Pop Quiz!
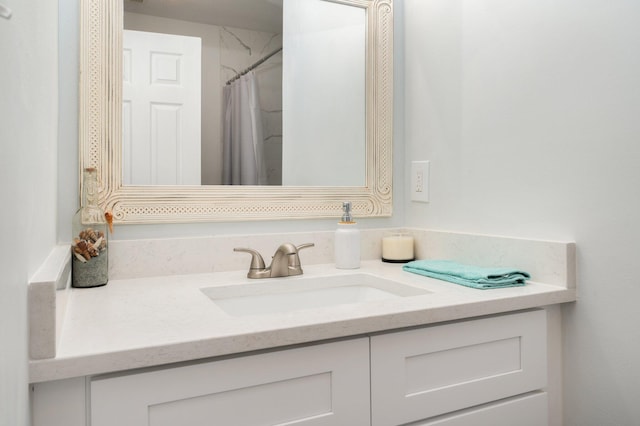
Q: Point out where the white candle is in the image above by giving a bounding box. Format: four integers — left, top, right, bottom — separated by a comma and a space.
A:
382, 233, 414, 262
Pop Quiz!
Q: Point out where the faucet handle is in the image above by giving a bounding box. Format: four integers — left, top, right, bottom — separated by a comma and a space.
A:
288, 243, 315, 268
233, 248, 266, 270
296, 243, 315, 252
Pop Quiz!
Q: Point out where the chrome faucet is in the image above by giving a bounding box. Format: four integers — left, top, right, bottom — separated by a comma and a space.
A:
234, 243, 315, 279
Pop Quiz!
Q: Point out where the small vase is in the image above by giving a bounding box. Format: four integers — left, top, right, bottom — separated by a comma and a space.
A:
71, 168, 108, 288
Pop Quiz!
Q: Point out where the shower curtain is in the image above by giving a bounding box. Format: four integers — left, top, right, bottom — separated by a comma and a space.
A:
222, 71, 268, 185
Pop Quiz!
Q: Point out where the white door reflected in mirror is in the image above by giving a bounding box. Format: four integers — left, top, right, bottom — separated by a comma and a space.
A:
123, 30, 202, 185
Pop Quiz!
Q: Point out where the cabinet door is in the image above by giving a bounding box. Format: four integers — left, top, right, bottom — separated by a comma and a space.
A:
32, 377, 87, 426
91, 338, 370, 426
413, 392, 548, 426
370, 310, 547, 426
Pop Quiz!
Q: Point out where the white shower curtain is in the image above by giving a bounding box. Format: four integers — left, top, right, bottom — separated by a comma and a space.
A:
222, 71, 268, 185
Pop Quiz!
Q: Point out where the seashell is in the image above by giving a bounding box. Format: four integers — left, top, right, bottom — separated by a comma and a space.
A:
87, 245, 99, 258
73, 252, 88, 263
73, 246, 90, 260
79, 228, 98, 242
75, 239, 99, 259
105, 211, 114, 234
92, 237, 103, 251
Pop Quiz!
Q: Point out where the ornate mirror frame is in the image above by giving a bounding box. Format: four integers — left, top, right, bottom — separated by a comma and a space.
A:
79, 0, 393, 224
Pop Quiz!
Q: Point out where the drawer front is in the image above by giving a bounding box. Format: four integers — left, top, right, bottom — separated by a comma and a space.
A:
412, 392, 548, 426
91, 338, 370, 426
371, 310, 547, 426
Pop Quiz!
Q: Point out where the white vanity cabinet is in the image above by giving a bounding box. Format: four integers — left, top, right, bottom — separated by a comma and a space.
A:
91, 338, 371, 426
31, 310, 549, 426
370, 309, 548, 426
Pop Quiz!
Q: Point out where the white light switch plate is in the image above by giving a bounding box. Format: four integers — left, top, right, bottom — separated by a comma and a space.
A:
411, 161, 429, 203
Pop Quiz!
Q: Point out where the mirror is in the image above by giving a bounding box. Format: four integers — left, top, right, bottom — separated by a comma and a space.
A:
79, 0, 393, 223
122, 0, 366, 187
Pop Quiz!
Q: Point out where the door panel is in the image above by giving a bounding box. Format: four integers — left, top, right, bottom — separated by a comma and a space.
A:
123, 30, 201, 185
90, 338, 371, 426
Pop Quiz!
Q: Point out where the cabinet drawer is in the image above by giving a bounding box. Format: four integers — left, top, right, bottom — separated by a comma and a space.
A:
370, 310, 547, 426
412, 392, 548, 426
90, 338, 370, 426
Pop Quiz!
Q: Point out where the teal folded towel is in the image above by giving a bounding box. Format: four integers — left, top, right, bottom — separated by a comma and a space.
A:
402, 259, 530, 289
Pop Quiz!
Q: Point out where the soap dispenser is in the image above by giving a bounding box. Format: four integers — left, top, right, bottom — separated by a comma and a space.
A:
335, 201, 360, 269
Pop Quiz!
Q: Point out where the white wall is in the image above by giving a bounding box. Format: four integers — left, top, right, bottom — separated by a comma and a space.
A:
403, 0, 640, 424
58, 0, 79, 243
282, 0, 366, 186
0, 0, 59, 424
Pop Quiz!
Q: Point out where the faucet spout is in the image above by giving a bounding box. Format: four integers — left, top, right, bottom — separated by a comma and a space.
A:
270, 243, 299, 278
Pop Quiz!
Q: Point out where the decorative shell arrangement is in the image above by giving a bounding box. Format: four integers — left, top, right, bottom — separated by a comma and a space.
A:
73, 228, 107, 263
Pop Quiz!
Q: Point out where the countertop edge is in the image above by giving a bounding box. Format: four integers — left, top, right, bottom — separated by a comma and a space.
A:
29, 286, 576, 383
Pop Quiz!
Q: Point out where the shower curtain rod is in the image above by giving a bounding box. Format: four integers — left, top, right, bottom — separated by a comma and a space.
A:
225, 47, 283, 85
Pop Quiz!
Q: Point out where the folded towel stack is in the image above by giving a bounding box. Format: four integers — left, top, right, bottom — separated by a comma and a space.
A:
402, 259, 530, 289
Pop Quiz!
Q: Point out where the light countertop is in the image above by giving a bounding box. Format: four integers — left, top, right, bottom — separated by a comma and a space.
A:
29, 260, 576, 383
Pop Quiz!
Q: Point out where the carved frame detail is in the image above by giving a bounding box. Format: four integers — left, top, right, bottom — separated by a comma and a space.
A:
79, 0, 393, 223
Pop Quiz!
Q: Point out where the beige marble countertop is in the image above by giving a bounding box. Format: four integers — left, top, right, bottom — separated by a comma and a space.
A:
29, 260, 575, 383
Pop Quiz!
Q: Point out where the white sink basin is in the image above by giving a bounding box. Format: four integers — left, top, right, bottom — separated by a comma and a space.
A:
200, 273, 429, 317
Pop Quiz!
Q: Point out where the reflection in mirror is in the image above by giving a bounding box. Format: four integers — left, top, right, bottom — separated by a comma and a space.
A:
79, 0, 392, 223
122, 0, 365, 187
